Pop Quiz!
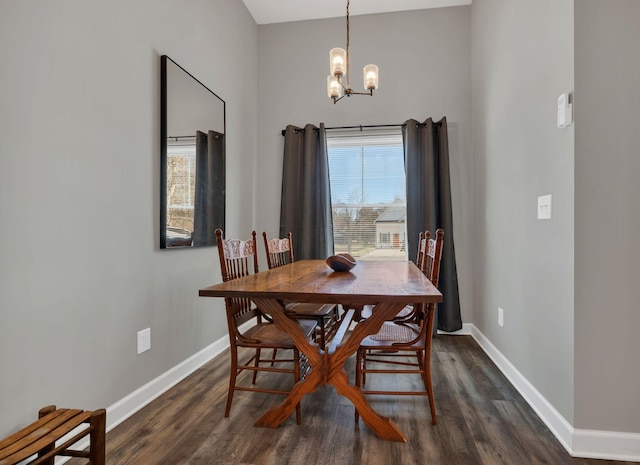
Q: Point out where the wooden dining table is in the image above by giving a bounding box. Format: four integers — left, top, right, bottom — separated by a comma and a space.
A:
199, 259, 442, 442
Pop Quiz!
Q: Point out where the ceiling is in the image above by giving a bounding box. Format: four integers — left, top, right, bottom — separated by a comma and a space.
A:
242, 0, 472, 25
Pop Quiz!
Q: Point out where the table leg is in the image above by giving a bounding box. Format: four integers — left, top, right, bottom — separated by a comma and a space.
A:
253, 298, 408, 442
329, 301, 408, 442
331, 370, 406, 442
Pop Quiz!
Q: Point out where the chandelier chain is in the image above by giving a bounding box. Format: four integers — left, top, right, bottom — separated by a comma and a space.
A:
346, 0, 350, 50
345, 0, 350, 88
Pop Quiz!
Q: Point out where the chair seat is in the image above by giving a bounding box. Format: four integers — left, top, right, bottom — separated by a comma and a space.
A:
239, 319, 316, 348
285, 302, 337, 317
360, 321, 424, 349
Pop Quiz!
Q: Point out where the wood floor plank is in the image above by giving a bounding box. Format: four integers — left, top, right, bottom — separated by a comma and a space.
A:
66, 336, 634, 465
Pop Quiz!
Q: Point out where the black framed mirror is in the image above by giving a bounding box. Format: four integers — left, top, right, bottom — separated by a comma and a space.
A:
160, 55, 225, 248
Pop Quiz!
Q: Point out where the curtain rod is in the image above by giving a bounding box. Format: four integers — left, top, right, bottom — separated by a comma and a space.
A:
168, 135, 197, 140
280, 121, 441, 136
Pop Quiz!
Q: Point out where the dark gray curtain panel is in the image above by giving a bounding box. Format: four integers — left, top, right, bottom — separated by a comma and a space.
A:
403, 117, 462, 332
193, 130, 225, 247
280, 123, 334, 260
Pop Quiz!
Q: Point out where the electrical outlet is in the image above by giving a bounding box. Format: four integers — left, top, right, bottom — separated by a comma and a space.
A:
498, 307, 504, 327
137, 328, 151, 354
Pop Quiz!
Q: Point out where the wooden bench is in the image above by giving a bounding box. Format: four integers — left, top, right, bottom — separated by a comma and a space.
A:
0, 406, 105, 465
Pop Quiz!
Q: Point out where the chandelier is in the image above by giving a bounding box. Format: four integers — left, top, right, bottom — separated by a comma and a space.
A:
326, 0, 379, 104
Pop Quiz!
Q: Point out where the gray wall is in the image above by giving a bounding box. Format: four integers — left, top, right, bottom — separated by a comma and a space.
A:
0, 0, 257, 437
574, 0, 640, 432
255, 6, 473, 319
470, 0, 575, 421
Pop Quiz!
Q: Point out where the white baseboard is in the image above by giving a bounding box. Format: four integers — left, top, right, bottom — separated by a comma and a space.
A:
106, 333, 232, 432
106, 320, 255, 433
463, 324, 640, 463
467, 325, 574, 451
54, 328, 236, 464
573, 429, 640, 462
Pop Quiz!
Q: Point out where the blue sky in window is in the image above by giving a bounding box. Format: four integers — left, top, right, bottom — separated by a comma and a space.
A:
328, 145, 406, 205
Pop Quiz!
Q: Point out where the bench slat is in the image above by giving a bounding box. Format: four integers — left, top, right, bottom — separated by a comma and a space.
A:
0, 410, 89, 465
0, 409, 71, 451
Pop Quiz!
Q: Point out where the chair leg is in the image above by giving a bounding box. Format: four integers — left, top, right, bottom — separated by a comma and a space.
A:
252, 348, 261, 384
318, 317, 326, 350
416, 345, 437, 425
362, 350, 368, 386
293, 350, 302, 425
355, 348, 362, 423
225, 346, 239, 417
424, 310, 437, 425
270, 348, 278, 366
422, 347, 437, 425
416, 350, 425, 384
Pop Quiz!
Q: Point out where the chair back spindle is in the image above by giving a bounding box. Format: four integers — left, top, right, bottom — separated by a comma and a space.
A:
416, 231, 427, 270
422, 229, 444, 288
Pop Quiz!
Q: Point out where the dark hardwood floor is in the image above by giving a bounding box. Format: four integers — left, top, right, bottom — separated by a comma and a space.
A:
70, 336, 632, 465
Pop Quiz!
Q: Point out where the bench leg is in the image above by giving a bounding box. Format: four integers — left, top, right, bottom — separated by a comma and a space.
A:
37, 406, 57, 465
89, 409, 107, 465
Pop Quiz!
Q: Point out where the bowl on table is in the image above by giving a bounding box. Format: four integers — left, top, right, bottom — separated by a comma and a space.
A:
326, 253, 357, 272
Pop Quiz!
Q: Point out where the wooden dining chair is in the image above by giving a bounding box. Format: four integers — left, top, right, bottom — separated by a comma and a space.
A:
215, 229, 316, 424
262, 231, 341, 350
355, 229, 444, 425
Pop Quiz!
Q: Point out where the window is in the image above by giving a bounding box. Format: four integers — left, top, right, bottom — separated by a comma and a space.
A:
326, 128, 407, 260
166, 141, 196, 233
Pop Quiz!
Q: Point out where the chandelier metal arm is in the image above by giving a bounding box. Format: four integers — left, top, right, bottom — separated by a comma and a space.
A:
331, 72, 374, 103
331, 89, 373, 104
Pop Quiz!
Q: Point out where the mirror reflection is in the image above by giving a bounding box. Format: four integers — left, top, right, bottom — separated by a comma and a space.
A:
161, 55, 225, 248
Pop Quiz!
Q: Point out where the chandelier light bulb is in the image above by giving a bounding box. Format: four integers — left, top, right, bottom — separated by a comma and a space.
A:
330, 48, 347, 77
327, 75, 342, 98
363, 64, 379, 90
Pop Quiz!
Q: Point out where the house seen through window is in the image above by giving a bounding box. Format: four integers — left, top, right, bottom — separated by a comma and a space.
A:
326, 128, 408, 261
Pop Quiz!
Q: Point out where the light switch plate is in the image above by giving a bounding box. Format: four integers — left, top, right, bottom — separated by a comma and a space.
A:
137, 328, 151, 354
557, 93, 573, 128
538, 194, 552, 220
